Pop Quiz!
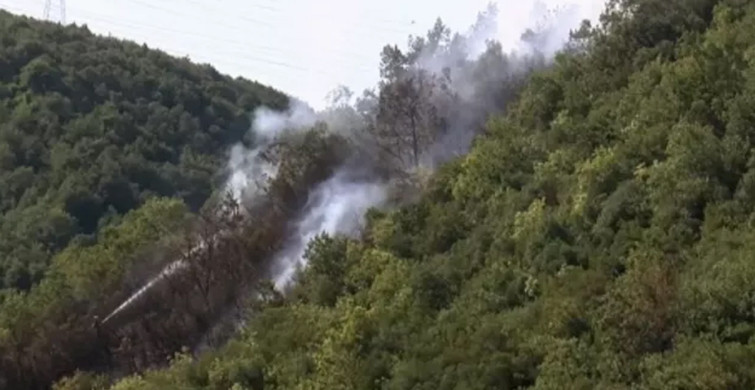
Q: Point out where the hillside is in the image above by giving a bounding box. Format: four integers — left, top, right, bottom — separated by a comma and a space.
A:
0, 10, 287, 290
87, 0, 755, 389
0, 9, 364, 389
6, 0, 755, 389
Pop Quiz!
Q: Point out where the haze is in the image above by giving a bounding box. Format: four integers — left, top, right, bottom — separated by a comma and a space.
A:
0, 0, 605, 108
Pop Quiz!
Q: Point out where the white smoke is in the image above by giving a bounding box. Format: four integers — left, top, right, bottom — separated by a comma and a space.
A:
99, 0, 609, 340
514, 0, 605, 56
414, 0, 604, 72
252, 99, 318, 141
402, 0, 607, 170
227, 0, 608, 294
270, 170, 387, 290
223, 96, 389, 293
226, 99, 317, 201
489, 0, 605, 55
100, 96, 322, 326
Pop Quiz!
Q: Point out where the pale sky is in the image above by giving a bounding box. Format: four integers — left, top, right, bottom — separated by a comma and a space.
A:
0, 0, 605, 109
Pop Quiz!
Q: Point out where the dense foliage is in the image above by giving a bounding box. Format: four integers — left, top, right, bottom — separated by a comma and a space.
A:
92, 0, 755, 389
0, 124, 349, 389
0, 11, 287, 290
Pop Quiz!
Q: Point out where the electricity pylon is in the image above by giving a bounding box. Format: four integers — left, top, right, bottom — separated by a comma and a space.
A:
43, 0, 66, 24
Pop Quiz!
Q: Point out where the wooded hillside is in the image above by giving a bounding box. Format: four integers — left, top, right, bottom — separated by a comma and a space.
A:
96, 0, 755, 388
0, 10, 287, 290
7, 0, 755, 388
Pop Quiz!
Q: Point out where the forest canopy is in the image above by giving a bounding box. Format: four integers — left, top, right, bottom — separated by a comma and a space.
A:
7, 0, 755, 389
0, 10, 287, 290
103, 0, 755, 388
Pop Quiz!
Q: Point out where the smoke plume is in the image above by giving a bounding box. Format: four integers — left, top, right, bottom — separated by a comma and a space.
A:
271, 170, 387, 290
95, 1, 608, 362
220, 1, 606, 294
226, 99, 318, 202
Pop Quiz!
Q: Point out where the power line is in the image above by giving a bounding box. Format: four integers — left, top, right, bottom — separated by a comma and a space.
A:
27, 3, 377, 81
1, 0, 414, 103
93, 4, 383, 70
127, 0, 278, 30
71, 0, 380, 66
9, 0, 417, 68
149, 0, 416, 43
43, 0, 65, 24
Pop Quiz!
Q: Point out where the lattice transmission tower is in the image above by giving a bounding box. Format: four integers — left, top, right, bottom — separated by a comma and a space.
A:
43, 0, 66, 24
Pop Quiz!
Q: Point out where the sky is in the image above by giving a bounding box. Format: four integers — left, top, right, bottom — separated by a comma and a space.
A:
0, 0, 606, 109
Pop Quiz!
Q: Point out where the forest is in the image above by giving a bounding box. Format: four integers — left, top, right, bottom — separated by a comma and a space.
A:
0, 10, 287, 290
5, 0, 755, 389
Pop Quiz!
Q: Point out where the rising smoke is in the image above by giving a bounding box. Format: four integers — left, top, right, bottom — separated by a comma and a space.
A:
224, 1, 607, 293
226, 98, 319, 202
271, 171, 387, 290
85, 1, 612, 376
102, 1, 606, 327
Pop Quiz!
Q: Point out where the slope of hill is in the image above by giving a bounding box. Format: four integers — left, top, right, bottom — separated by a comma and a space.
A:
0, 10, 287, 290
88, 0, 755, 389
8, 0, 755, 388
